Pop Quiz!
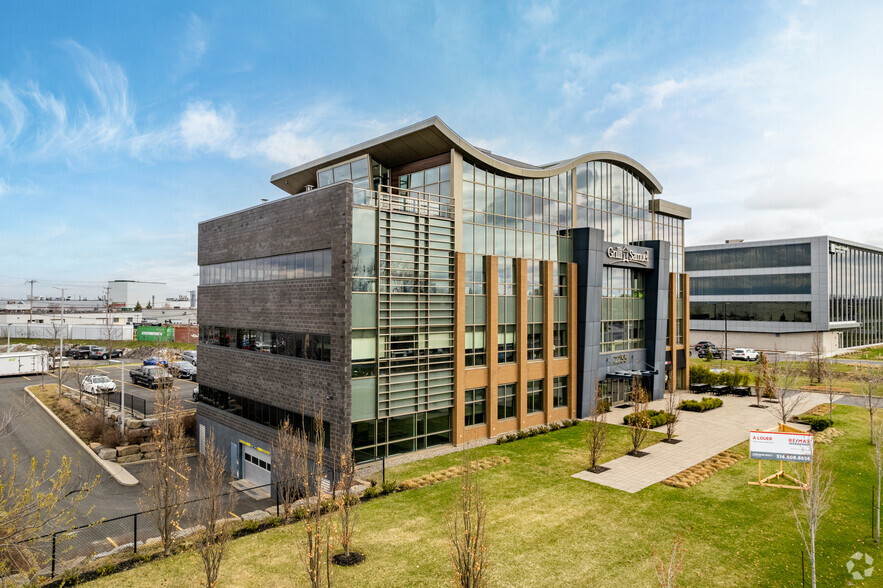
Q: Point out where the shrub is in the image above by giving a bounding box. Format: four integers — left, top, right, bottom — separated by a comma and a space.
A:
680, 397, 723, 413
242, 520, 260, 532
363, 485, 381, 499
78, 413, 105, 441
292, 506, 310, 519
101, 426, 123, 448
801, 415, 833, 431
623, 410, 672, 428
179, 413, 197, 437
381, 480, 398, 494
96, 563, 117, 577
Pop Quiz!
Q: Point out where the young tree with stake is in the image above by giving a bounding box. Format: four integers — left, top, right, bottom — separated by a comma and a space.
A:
664, 389, 681, 443
792, 449, 835, 588
195, 431, 237, 587
627, 379, 651, 456
585, 394, 609, 472
446, 456, 490, 588
334, 435, 363, 565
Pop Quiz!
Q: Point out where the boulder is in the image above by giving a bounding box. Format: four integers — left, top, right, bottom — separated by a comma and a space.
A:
116, 445, 141, 457
143, 452, 159, 460
89, 442, 102, 452
116, 454, 142, 464
126, 419, 143, 430
142, 418, 156, 428
98, 448, 117, 460
139, 442, 158, 453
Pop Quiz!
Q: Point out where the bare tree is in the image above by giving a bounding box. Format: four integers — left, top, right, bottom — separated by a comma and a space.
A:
295, 412, 333, 588
664, 390, 681, 443
627, 379, 651, 455
820, 358, 836, 420
0, 452, 98, 580
653, 534, 685, 588
585, 396, 609, 472
792, 449, 835, 588
334, 435, 363, 565
195, 431, 237, 587
272, 419, 306, 520
769, 360, 804, 425
808, 331, 825, 384
861, 369, 882, 445
873, 419, 883, 544
445, 457, 490, 588
141, 384, 191, 556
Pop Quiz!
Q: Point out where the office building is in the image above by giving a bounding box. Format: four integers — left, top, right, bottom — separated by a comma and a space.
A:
686, 236, 883, 354
196, 117, 690, 482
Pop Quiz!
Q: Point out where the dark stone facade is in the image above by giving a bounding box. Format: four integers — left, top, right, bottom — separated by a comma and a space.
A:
196, 182, 353, 456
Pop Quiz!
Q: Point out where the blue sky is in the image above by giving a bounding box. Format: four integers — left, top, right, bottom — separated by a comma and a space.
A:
1, 0, 881, 300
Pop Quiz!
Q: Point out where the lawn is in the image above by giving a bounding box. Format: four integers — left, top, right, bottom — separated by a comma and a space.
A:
85, 405, 879, 587
838, 345, 883, 361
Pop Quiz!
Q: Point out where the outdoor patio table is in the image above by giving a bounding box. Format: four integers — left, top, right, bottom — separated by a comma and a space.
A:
710, 385, 730, 396
733, 386, 751, 397
690, 383, 710, 393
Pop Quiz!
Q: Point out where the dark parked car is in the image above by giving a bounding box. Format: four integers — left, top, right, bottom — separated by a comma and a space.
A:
698, 345, 722, 359
129, 365, 173, 389
68, 345, 100, 359
171, 361, 197, 380
88, 347, 124, 360
694, 341, 714, 352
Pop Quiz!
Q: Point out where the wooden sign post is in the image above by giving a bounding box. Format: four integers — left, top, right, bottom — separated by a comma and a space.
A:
748, 424, 813, 490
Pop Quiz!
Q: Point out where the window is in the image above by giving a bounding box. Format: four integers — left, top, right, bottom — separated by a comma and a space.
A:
497, 383, 516, 420
199, 249, 332, 286
498, 258, 516, 363
464, 388, 487, 427
553, 323, 568, 357
465, 325, 486, 367
527, 323, 543, 361
199, 325, 331, 362
527, 260, 543, 361
527, 379, 543, 414
553, 376, 568, 408
498, 324, 516, 364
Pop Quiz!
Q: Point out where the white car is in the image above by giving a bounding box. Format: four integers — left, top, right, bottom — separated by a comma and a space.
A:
81, 374, 117, 394
182, 350, 197, 365
731, 348, 759, 361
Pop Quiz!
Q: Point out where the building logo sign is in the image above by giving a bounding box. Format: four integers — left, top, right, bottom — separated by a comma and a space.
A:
606, 246, 650, 266
612, 354, 628, 364
749, 430, 813, 462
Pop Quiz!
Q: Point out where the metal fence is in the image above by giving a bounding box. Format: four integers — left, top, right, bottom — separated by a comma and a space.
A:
9, 482, 277, 583
97, 391, 150, 418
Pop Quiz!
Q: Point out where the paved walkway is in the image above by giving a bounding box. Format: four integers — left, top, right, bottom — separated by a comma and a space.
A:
572, 391, 830, 493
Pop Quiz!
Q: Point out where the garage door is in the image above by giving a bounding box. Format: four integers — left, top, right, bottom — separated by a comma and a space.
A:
241, 443, 272, 487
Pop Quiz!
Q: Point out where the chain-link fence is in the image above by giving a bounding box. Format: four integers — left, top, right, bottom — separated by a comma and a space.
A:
8, 482, 277, 583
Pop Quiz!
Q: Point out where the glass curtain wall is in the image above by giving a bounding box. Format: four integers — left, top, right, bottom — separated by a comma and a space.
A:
465, 254, 487, 367
601, 267, 645, 352
829, 243, 883, 348
351, 165, 455, 461
573, 161, 653, 246
526, 260, 543, 360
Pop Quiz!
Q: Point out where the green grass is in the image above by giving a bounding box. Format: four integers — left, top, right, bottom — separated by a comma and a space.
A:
838, 345, 883, 361
695, 357, 883, 394
84, 406, 880, 587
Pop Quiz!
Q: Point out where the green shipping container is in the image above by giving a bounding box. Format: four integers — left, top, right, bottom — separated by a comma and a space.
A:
136, 326, 175, 341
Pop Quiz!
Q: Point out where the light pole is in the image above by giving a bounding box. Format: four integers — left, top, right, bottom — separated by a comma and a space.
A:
52, 287, 65, 396
110, 359, 126, 432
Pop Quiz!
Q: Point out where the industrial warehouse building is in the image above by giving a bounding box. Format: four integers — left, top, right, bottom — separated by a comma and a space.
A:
196, 117, 691, 483
687, 236, 883, 355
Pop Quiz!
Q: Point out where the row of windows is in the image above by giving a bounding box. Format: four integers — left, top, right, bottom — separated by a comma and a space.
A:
465, 377, 569, 427
351, 410, 452, 462
200, 249, 332, 286
690, 301, 812, 323
243, 451, 270, 472
199, 326, 331, 362
690, 273, 812, 296
685, 243, 811, 272
198, 384, 330, 447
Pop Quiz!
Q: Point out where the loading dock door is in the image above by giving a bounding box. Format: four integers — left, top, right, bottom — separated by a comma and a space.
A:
241, 443, 272, 487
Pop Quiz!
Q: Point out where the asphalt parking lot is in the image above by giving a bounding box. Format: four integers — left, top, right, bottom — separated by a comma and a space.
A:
47, 358, 198, 412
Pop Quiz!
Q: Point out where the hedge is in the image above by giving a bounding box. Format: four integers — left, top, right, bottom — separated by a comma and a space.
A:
799, 415, 833, 431
623, 409, 673, 428
690, 364, 750, 388
680, 397, 723, 412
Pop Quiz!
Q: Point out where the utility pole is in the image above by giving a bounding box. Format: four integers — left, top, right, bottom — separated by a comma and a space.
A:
52, 287, 65, 397
26, 279, 37, 339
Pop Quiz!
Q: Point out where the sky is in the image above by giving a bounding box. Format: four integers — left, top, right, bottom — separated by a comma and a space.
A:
1, 0, 881, 300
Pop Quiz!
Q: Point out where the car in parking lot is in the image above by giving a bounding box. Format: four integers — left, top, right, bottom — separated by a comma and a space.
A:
170, 361, 197, 380
732, 348, 759, 361
81, 374, 117, 394
88, 347, 124, 360
697, 344, 722, 359
694, 341, 714, 352
68, 345, 100, 359
182, 350, 197, 365
129, 365, 173, 388
192, 385, 199, 402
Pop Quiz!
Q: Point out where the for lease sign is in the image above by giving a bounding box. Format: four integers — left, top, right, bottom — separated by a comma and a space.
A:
749, 430, 814, 463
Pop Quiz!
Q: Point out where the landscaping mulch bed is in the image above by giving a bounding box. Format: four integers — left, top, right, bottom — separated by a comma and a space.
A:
398, 456, 510, 490
585, 465, 610, 474
662, 438, 682, 444
662, 450, 745, 489
626, 450, 649, 458
333, 552, 366, 566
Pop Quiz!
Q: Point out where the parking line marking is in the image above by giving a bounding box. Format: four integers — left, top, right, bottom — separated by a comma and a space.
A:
228, 512, 241, 520
22, 376, 30, 381
168, 466, 189, 481
106, 536, 119, 548
173, 522, 183, 531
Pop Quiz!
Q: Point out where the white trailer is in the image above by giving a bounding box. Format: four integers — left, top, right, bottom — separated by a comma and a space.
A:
0, 351, 49, 376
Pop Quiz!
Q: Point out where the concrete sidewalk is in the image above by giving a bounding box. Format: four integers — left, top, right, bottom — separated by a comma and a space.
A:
572, 391, 828, 493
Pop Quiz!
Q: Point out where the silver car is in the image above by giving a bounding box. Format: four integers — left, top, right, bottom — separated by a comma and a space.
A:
81, 375, 117, 394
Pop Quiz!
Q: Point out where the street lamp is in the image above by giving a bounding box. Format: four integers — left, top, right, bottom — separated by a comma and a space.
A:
109, 359, 126, 433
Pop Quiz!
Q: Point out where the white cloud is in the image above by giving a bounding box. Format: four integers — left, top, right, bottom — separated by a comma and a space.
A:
520, 0, 558, 26
184, 14, 208, 64
256, 119, 327, 167
0, 178, 8, 197
178, 101, 237, 154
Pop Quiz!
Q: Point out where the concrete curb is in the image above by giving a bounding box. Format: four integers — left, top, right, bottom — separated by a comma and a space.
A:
25, 386, 140, 487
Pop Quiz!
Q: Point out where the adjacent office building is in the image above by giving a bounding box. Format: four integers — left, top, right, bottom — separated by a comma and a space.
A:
196, 117, 690, 482
687, 236, 883, 355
